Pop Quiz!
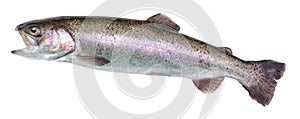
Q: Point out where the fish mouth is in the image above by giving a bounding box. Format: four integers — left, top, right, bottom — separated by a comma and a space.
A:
18, 31, 38, 49
14, 23, 39, 49
11, 29, 40, 59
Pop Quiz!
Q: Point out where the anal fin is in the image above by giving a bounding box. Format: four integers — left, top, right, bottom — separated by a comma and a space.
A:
193, 77, 224, 93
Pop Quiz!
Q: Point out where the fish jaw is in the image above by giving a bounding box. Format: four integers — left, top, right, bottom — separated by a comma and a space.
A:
11, 48, 62, 60
17, 30, 38, 49
12, 29, 49, 60
11, 31, 72, 61
12, 48, 40, 59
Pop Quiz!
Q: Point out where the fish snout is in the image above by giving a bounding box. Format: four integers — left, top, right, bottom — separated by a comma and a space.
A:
15, 23, 25, 31
11, 48, 27, 57
11, 48, 41, 59
11, 50, 17, 54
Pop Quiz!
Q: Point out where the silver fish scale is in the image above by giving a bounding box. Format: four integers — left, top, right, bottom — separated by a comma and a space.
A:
71, 18, 227, 80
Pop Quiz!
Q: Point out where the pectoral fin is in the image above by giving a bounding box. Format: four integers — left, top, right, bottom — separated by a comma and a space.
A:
77, 56, 110, 66
193, 77, 224, 93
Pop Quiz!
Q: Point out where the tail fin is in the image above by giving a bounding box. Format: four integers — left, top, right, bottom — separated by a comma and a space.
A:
243, 60, 285, 106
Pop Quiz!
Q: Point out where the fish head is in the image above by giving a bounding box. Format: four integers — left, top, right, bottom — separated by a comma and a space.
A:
12, 19, 75, 60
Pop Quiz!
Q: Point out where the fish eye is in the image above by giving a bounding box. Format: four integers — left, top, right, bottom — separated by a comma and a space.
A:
27, 25, 42, 36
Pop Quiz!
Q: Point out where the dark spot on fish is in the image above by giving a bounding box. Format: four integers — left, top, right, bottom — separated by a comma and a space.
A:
106, 18, 146, 34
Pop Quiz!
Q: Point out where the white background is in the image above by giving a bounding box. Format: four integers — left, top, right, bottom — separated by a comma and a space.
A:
1, 0, 299, 119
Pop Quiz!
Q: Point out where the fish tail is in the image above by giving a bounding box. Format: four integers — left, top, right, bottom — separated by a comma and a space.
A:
242, 60, 285, 106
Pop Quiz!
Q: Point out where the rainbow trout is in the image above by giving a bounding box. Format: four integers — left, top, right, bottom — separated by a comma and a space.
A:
11, 13, 285, 106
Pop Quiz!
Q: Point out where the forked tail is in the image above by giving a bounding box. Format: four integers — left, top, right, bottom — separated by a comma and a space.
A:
243, 60, 285, 106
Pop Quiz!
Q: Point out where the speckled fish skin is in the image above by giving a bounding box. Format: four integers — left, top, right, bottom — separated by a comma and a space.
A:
12, 14, 285, 106
74, 17, 226, 78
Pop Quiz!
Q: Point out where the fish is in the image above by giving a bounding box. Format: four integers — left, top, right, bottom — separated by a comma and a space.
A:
11, 13, 285, 106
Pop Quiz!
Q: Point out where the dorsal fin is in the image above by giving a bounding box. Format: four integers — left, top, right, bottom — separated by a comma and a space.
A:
146, 13, 180, 32
193, 77, 224, 93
